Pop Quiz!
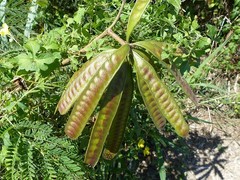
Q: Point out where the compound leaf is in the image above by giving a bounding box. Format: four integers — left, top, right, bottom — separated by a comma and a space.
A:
167, 0, 181, 13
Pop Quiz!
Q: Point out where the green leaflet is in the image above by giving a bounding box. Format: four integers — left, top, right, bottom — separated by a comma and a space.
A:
64, 44, 130, 140
102, 62, 133, 160
84, 63, 128, 167
126, 0, 151, 42
133, 52, 189, 137
57, 49, 115, 115
167, 0, 181, 13
134, 40, 198, 105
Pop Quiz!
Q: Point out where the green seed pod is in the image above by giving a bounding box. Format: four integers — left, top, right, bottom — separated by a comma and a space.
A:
126, 0, 151, 42
57, 49, 115, 115
102, 62, 133, 160
134, 40, 198, 105
65, 44, 130, 140
133, 49, 151, 62
137, 74, 166, 131
133, 52, 189, 137
84, 62, 129, 167
134, 40, 165, 60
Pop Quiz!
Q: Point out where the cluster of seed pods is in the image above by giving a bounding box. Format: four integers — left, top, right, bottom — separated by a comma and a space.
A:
84, 62, 129, 167
133, 52, 189, 137
56, 0, 192, 168
58, 45, 130, 140
102, 63, 133, 160
57, 43, 190, 167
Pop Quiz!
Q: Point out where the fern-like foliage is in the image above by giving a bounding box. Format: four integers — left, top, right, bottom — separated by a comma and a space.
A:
0, 121, 85, 179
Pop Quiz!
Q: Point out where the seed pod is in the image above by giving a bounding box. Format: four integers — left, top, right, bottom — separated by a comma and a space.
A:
84, 62, 129, 167
133, 52, 189, 137
65, 44, 130, 140
57, 49, 115, 115
134, 40, 198, 105
134, 50, 166, 131
136, 73, 166, 131
126, 0, 151, 42
134, 40, 165, 60
102, 63, 133, 160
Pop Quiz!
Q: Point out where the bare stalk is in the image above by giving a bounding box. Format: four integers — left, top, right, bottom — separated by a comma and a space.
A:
107, 29, 126, 45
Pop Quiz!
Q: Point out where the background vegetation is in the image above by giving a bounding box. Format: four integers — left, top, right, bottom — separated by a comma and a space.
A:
0, 0, 239, 179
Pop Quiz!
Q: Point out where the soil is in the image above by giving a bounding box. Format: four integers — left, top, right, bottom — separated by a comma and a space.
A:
135, 107, 240, 180
185, 108, 240, 180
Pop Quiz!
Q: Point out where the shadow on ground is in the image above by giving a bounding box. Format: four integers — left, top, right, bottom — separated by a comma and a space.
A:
134, 128, 229, 180
184, 130, 228, 180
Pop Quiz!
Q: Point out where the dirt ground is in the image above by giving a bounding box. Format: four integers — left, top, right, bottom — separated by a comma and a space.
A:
135, 107, 240, 180
185, 108, 240, 180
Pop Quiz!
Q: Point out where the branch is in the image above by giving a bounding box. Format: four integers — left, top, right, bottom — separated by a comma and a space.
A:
109, 0, 126, 29
79, 30, 108, 53
107, 29, 126, 45
77, 0, 126, 54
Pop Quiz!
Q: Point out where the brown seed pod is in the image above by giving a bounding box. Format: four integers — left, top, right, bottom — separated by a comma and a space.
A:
64, 44, 130, 140
57, 49, 115, 115
84, 62, 129, 167
133, 52, 189, 137
102, 62, 133, 160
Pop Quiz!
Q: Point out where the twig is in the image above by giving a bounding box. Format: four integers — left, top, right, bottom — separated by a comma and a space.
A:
234, 74, 239, 93
107, 29, 126, 45
109, 0, 126, 30
79, 31, 108, 53
78, 0, 126, 54
207, 107, 213, 132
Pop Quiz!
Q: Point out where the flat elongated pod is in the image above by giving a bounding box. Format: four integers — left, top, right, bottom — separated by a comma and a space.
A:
102, 63, 133, 160
134, 40, 165, 60
84, 63, 128, 167
134, 40, 198, 105
133, 49, 151, 62
57, 49, 115, 115
136, 74, 166, 131
65, 44, 130, 140
133, 52, 189, 137
126, 0, 151, 42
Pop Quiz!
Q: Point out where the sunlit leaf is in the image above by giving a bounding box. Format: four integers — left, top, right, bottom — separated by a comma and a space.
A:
167, 0, 181, 13
24, 40, 40, 56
